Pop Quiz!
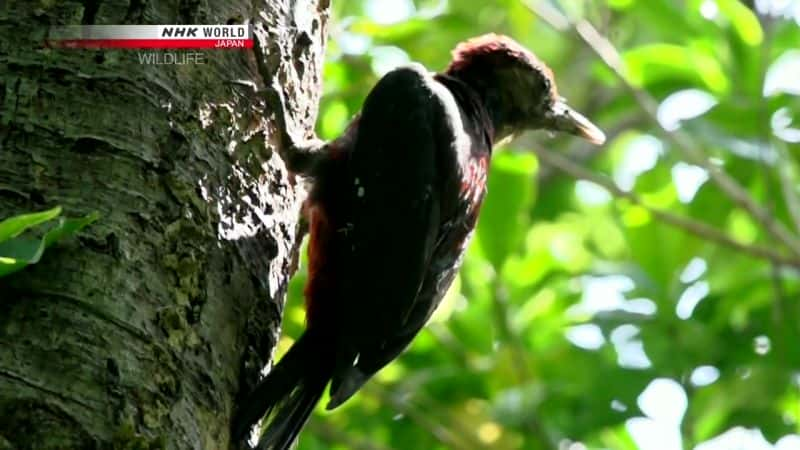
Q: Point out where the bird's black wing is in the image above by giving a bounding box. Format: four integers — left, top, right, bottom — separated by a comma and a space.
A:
328, 65, 457, 406
349, 215, 476, 373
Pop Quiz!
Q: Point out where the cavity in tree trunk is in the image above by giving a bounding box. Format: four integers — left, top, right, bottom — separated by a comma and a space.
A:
0, 1, 328, 448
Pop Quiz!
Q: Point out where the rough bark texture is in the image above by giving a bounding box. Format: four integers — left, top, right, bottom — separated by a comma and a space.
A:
0, 1, 328, 449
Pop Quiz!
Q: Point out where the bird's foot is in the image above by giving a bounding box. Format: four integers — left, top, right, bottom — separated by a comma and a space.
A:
228, 79, 327, 175
260, 83, 327, 175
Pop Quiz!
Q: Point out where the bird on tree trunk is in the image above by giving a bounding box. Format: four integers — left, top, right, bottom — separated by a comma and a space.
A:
233, 33, 605, 450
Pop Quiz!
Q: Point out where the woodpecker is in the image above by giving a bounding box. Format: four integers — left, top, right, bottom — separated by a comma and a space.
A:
233, 33, 605, 449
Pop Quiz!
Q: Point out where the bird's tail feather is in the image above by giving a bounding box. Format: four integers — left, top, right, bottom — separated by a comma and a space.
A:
233, 329, 333, 450
255, 370, 329, 450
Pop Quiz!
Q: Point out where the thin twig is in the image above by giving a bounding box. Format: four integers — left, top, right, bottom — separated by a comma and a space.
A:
426, 324, 471, 367
522, 0, 800, 257
362, 383, 479, 450
488, 280, 555, 449
490, 281, 530, 383
532, 146, 800, 268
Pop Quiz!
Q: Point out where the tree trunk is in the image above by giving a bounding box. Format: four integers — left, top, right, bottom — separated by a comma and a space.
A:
0, 1, 328, 448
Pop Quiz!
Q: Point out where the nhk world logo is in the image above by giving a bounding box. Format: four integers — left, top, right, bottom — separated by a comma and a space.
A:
46, 25, 252, 49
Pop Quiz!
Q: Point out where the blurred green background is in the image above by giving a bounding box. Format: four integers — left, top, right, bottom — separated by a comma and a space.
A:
277, 0, 800, 449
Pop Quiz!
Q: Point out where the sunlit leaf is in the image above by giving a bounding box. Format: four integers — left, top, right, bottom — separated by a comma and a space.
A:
0, 206, 61, 242
623, 44, 730, 94
0, 210, 98, 278
716, 0, 764, 46
476, 151, 538, 268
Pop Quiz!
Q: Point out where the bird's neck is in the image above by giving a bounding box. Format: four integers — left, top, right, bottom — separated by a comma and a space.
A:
440, 70, 521, 145
434, 73, 496, 149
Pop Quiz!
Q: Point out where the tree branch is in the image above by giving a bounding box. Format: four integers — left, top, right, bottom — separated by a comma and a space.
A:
531, 146, 800, 268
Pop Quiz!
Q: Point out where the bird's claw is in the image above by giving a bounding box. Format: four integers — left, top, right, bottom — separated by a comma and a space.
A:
227, 79, 326, 175
264, 84, 327, 175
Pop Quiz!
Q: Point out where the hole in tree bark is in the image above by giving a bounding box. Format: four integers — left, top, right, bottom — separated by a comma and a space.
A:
71, 137, 105, 154
29, 189, 46, 205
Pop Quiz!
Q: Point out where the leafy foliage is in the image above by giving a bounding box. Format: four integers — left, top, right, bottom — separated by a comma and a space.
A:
279, 1, 800, 449
0, 207, 99, 278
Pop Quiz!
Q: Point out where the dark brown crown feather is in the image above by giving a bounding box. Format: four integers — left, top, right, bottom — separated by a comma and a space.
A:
446, 33, 559, 99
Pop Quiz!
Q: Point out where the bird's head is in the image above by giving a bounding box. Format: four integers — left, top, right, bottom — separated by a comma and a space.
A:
445, 33, 605, 145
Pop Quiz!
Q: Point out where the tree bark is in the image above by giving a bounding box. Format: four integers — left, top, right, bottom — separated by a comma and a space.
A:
0, 1, 328, 448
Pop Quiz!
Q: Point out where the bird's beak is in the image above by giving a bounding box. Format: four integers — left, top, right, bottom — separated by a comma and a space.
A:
548, 101, 606, 145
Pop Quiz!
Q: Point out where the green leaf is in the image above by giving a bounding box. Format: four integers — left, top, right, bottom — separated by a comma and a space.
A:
349, 18, 432, 41
43, 211, 100, 248
319, 100, 350, 139
607, 0, 635, 10
716, 0, 764, 46
0, 210, 98, 278
0, 238, 46, 277
623, 44, 730, 94
476, 151, 538, 268
0, 206, 62, 242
